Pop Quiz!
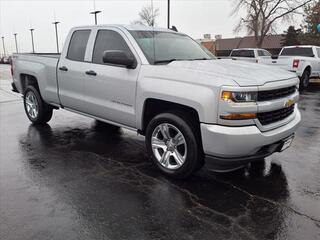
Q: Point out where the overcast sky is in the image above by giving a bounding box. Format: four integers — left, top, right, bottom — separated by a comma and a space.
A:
0, 0, 303, 54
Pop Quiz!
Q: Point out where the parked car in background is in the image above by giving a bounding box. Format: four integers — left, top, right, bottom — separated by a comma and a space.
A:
11, 25, 300, 178
0, 56, 11, 64
259, 45, 320, 88
229, 48, 272, 63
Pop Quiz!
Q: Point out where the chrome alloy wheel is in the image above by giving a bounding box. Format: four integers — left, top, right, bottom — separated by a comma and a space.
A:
25, 91, 39, 119
151, 123, 187, 170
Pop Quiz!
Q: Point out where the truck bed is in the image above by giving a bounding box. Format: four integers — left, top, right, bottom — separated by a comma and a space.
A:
16, 53, 61, 58
12, 53, 60, 104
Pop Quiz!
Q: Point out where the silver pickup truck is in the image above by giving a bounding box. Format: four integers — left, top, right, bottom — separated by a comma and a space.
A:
11, 25, 301, 178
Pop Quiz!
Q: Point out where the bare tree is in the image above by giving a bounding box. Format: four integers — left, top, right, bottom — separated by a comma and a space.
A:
232, 0, 313, 47
132, 5, 159, 27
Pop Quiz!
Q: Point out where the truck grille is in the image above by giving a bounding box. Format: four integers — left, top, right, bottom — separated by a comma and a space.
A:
258, 86, 296, 101
257, 105, 295, 125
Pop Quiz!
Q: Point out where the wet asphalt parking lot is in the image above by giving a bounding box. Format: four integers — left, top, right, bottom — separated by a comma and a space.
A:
0, 64, 320, 240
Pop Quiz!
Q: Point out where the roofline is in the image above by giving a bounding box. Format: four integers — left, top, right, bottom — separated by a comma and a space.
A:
282, 45, 319, 48
215, 34, 284, 41
232, 48, 266, 51
70, 24, 176, 33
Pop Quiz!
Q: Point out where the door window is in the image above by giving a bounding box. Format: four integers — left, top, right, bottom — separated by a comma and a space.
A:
92, 30, 133, 65
230, 50, 240, 57
67, 30, 91, 61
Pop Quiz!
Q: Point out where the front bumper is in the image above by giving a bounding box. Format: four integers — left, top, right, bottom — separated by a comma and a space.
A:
201, 109, 301, 171
11, 82, 18, 93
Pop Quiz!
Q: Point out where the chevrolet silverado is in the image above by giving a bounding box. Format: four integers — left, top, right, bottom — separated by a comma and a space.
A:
11, 25, 301, 178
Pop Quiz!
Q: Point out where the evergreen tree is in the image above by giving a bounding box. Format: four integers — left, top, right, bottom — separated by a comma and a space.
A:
300, 1, 320, 45
282, 26, 301, 46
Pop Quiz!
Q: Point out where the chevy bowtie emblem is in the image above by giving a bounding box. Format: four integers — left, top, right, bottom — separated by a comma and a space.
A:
284, 99, 295, 108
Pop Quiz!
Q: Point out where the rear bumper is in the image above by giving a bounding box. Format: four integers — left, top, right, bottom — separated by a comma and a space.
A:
201, 110, 301, 171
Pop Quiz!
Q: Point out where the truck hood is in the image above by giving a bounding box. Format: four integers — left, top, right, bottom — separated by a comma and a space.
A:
168, 59, 297, 86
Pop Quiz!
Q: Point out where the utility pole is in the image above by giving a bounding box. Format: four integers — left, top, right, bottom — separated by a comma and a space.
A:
29, 28, 35, 53
13, 33, 18, 53
52, 21, 60, 53
167, 0, 170, 29
1, 37, 6, 57
90, 0, 101, 25
90, 10, 101, 25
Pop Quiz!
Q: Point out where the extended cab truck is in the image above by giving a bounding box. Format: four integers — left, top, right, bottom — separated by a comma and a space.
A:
259, 45, 320, 88
11, 25, 301, 178
229, 48, 272, 63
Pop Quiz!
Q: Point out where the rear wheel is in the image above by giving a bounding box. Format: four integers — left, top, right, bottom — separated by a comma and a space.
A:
299, 69, 310, 89
23, 86, 53, 124
145, 112, 204, 179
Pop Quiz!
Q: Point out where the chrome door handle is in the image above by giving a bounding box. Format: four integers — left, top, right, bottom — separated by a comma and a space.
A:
59, 66, 68, 71
85, 70, 97, 76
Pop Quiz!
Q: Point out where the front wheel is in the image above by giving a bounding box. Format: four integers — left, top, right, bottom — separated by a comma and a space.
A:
145, 112, 204, 179
23, 86, 53, 124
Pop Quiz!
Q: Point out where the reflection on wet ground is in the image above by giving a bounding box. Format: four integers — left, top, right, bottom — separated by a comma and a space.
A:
1, 77, 320, 239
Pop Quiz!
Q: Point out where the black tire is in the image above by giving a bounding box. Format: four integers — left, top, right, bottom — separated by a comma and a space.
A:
23, 86, 53, 124
299, 69, 310, 89
145, 112, 204, 179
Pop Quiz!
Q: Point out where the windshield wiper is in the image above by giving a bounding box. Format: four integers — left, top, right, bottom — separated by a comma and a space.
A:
154, 58, 212, 64
188, 58, 212, 61
154, 59, 182, 64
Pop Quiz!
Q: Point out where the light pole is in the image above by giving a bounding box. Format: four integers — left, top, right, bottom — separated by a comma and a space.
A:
1, 37, 6, 57
52, 21, 60, 53
167, 0, 170, 29
29, 28, 35, 53
90, 10, 101, 25
13, 33, 18, 53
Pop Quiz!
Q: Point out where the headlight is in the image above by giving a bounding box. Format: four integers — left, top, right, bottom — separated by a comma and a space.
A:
221, 91, 257, 102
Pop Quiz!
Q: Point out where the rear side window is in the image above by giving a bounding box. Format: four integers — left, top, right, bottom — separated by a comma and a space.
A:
258, 50, 271, 56
67, 30, 91, 61
92, 30, 133, 64
231, 50, 254, 58
280, 47, 314, 57
317, 48, 320, 58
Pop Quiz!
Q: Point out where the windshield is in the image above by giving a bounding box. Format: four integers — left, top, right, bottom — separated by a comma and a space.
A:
280, 47, 314, 57
129, 30, 215, 64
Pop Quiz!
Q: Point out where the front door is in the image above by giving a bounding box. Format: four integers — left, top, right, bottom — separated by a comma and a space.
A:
83, 28, 140, 128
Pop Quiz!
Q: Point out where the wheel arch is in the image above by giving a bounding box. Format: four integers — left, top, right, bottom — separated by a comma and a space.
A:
303, 65, 311, 75
19, 74, 40, 94
139, 98, 201, 135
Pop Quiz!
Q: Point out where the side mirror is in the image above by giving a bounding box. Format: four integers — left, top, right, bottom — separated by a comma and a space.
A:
102, 50, 137, 69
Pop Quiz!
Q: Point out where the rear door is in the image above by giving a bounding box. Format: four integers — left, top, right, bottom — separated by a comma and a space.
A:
57, 29, 91, 111
83, 27, 140, 128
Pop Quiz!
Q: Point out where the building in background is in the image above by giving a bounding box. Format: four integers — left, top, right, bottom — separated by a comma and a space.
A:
198, 34, 216, 54
199, 34, 284, 57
